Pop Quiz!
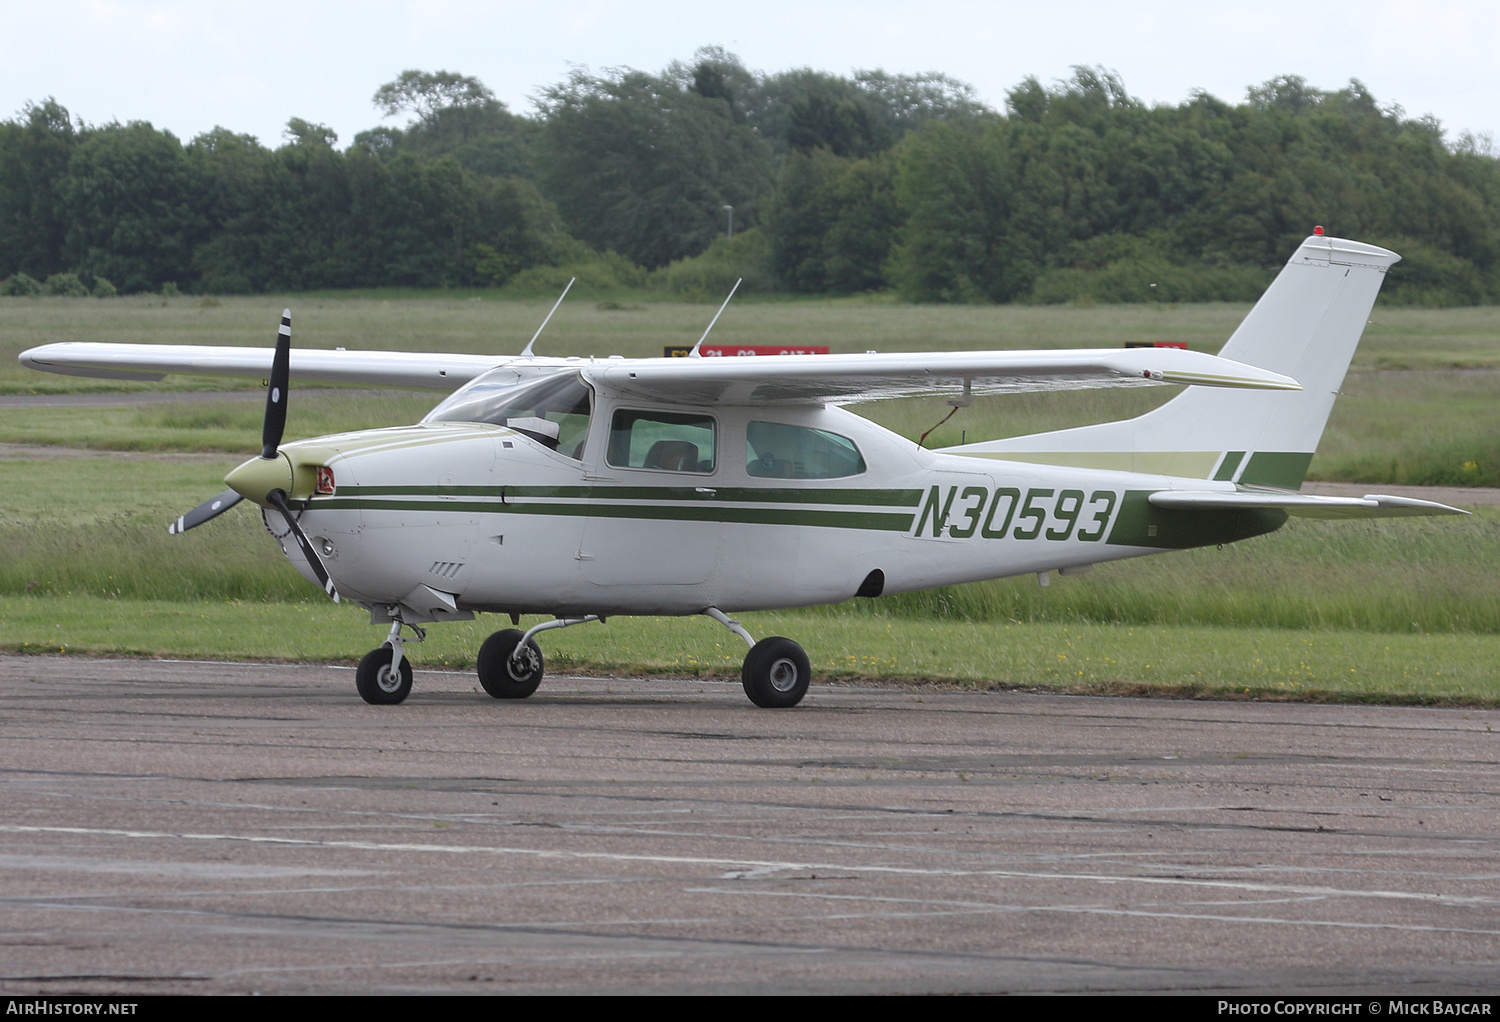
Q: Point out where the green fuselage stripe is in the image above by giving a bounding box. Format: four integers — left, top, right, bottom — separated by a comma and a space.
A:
312, 495, 913, 531
335, 484, 923, 507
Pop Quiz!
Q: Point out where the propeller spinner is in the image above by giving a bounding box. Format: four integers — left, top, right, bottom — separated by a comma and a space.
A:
168, 309, 339, 603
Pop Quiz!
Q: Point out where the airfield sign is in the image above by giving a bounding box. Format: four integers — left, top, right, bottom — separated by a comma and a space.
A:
664, 344, 831, 356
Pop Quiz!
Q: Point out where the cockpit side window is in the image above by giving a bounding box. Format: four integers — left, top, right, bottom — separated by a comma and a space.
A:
423, 372, 593, 460
607, 410, 716, 473
746, 421, 866, 479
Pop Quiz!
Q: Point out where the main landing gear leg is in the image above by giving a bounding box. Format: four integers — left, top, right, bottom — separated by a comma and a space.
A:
477, 615, 601, 700
356, 618, 424, 705
705, 608, 811, 709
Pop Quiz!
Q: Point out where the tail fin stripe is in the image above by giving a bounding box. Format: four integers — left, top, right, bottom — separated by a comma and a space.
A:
1213, 452, 1246, 481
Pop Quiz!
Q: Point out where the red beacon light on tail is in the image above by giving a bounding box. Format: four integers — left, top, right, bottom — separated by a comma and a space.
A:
1313, 225, 1325, 235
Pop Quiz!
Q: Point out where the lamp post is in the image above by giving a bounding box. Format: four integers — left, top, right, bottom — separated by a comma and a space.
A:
722, 204, 734, 239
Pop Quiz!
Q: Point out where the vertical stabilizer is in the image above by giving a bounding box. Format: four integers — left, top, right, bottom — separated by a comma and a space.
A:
946, 235, 1399, 489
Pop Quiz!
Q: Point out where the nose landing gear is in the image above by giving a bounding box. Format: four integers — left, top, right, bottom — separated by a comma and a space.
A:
355, 618, 424, 705
355, 646, 412, 704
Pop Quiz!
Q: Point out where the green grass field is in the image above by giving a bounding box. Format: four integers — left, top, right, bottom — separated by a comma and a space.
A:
2, 294, 1496, 703
5, 597, 1497, 705
5, 293, 1500, 389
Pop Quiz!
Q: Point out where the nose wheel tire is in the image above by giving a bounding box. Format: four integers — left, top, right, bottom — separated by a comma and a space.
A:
477, 628, 545, 699
356, 646, 413, 705
741, 636, 810, 708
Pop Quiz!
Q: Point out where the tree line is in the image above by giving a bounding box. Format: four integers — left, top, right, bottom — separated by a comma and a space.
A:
2, 51, 1497, 304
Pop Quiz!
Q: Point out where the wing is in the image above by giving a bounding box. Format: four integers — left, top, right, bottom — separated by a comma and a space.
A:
21, 342, 1298, 402
1149, 490, 1469, 519
16, 342, 547, 391
582, 348, 1301, 405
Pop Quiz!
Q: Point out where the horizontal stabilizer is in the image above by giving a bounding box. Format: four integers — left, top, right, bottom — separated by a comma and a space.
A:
1148, 490, 1469, 519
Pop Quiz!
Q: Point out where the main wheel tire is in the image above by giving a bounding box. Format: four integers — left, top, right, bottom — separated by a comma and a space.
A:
741, 636, 810, 708
477, 628, 545, 699
356, 646, 413, 705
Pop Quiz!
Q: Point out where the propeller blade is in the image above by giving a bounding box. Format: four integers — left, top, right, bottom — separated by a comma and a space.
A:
261, 309, 291, 459
168, 489, 244, 535
268, 489, 340, 604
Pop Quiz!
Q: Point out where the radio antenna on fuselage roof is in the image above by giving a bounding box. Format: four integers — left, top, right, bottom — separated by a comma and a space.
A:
687, 277, 743, 358
519, 277, 575, 357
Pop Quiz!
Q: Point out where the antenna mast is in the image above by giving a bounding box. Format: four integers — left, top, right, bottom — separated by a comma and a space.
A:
688, 278, 743, 357
519, 277, 575, 357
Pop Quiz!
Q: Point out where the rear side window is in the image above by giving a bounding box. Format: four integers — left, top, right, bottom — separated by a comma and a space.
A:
607, 410, 716, 473
746, 421, 866, 479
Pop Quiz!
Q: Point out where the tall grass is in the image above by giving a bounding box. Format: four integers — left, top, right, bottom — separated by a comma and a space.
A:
3, 492, 1494, 634
826, 514, 1498, 634
1309, 370, 1500, 486
0, 455, 301, 601
1, 514, 306, 602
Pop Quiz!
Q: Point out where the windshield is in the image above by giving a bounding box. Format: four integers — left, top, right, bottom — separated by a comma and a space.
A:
423, 370, 592, 458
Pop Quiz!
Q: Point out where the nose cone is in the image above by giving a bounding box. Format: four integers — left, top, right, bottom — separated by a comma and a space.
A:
225, 452, 294, 506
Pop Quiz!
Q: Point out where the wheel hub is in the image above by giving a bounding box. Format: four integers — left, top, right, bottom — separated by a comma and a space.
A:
768, 657, 799, 692
376, 664, 403, 693
508, 646, 540, 681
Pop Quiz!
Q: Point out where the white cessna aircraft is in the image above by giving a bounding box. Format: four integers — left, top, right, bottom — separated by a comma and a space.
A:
19, 233, 1467, 707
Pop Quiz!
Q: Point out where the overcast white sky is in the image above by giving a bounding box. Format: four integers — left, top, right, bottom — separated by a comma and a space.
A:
3, 1, 1497, 149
